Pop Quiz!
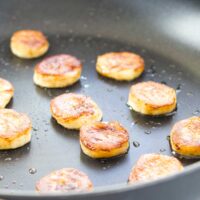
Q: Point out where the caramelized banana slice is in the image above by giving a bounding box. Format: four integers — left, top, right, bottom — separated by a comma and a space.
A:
128, 154, 183, 183
50, 93, 102, 130
34, 54, 82, 88
10, 30, 49, 59
128, 81, 177, 115
0, 78, 14, 109
96, 52, 144, 81
36, 168, 93, 193
80, 121, 129, 158
0, 109, 32, 149
170, 116, 200, 157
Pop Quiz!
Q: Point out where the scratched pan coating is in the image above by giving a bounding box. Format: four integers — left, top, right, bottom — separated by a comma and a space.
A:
0, 0, 200, 200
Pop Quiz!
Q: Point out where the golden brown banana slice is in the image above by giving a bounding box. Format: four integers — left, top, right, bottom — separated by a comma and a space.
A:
0, 109, 32, 149
80, 121, 129, 158
36, 168, 93, 193
170, 116, 200, 157
50, 93, 102, 130
10, 30, 49, 59
34, 54, 82, 88
96, 52, 144, 81
0, 78, 14, 109
128, 81, 177, 115
128, 154, 183, 184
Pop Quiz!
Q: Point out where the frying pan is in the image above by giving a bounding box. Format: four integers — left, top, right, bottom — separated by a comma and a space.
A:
0, 0, 200, 199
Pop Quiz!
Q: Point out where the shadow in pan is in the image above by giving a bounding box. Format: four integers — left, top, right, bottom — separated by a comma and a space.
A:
96, 73, 145, 89
34, 81, 82, 100
129, 108, 175, 129
50, 117, 79, 140
6, 98, 14, 109
0, 143, 31, 163
80, 149, 129, 171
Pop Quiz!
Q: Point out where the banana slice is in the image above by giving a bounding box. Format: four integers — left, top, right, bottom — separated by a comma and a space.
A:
0, 109, 32, 149
80, 121, 129, 158
128, 81, 177, 115
128, 154, 183, 183
10, 30, 49, 59
0, 78, 14, 109
96, 52, 144, 81
34, 54, 82, 88
36, 168, 93, 193
170, 116, 200, 157
50, 93, 102, 130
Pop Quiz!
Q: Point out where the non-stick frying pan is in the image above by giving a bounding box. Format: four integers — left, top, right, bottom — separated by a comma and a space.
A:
0, 0, 200, 199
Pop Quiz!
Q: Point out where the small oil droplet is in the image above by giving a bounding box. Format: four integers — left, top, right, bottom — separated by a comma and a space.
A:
178, 71, 183, 75
187, 92, 193, 96
80, 76, 87, 80
144, 130, 151, 135
172, 151, 175, 156
83, 84, 90, 88
160, 148, 166, 152
172, 151, 183, 159
171, 151, 184, 159
147, 65, 156, 76
29, 168, 37, 175
69, 37, 74, 42
4, 157, 12, 161
33, 127, 38, 131
168, 76, 172, 81
99, 159, 108, 164
107, 88, 113, 92
133, 141, 140, 148
4, 184, 8, 189
130, 121, 137, 127
0, 175, 4, 181
193, 110, 200, 115
176, 84, 182, 93
90, 59, 95, 64
161, 70, 166, 74
102, 165, 111, 170
65, 89, 70, 93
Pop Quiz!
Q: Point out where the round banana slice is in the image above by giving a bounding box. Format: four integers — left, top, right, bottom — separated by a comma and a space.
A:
50, 93, 102, 130
170, 116, 200, 157
36, 168, 93, 193
96, 52, 144, 81
10, 30, 49, 59
128, 154, 183, 183
0, 78, 14, 109
128, 81, 177, 115
80, 121, 129, 158
34, 54, 82, 88
0, 109, 32, 149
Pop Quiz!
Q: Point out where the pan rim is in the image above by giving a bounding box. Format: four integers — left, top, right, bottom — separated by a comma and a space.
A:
0, 159, 199, 198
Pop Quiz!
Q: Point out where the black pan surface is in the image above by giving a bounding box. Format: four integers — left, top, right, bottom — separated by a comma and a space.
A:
0, 0, 200, 200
